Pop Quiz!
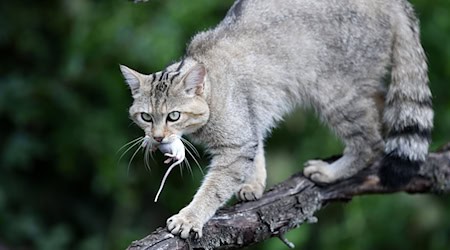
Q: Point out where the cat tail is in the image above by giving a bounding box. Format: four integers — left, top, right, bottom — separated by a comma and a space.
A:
380, 0, 433, 187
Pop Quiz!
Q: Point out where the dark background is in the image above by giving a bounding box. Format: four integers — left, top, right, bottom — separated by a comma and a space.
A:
1, 0, 449, 249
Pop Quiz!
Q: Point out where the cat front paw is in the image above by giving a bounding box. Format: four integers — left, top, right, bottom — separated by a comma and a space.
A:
303, 160, 337, 184
167, 209, 203, 239
237, 182, 264, 201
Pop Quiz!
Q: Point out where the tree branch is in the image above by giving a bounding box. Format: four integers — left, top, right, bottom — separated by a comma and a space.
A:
126, 143, 450, 250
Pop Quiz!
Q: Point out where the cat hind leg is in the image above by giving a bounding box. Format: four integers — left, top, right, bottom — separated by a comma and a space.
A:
237, 141, 266, 201
304, 89, 384, 184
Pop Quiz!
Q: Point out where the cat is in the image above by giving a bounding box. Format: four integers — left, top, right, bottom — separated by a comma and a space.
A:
120, 0, 433, 239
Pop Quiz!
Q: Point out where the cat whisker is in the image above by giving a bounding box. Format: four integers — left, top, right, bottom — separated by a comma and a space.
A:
127, 142, 143, 176
116, 136, 143, 155
118, 137, 145, 165
143, 144, 152, 172
179, 161, 184, 177
184, 143, 204, 176
180, 137, 200, 157
183, 156, 194, 177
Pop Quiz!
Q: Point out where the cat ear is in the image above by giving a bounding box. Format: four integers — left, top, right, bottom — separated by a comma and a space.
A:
182, 64, 206, 96
119, 65, 144, 96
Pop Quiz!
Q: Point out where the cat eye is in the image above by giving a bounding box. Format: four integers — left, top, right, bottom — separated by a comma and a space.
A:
140, 112, 153, 123
167, 111, 181, 122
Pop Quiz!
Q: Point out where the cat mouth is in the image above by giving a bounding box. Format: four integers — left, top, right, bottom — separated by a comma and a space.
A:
141, 135, 158, 152
141, 135, 179, 152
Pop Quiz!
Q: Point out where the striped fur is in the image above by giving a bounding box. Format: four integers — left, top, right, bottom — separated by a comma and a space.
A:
380, 0, 433, 187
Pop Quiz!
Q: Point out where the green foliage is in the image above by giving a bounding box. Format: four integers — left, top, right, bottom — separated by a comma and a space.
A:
0, 0, 449, 249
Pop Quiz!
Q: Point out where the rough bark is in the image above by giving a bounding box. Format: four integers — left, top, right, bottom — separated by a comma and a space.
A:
126, 143, 450, 250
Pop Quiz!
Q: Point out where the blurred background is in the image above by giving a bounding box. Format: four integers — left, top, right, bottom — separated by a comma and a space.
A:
0, 0, 449, 249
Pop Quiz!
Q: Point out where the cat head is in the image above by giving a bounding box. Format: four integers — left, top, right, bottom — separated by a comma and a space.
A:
120, 62, 210, 144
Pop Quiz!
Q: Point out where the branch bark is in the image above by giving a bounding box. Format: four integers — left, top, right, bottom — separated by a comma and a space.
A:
126, 143, 450, 250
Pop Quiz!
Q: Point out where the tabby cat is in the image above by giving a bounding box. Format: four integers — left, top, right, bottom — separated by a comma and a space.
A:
120, 0, 433, 239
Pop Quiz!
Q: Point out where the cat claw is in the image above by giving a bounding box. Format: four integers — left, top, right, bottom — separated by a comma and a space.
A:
167, 211, 203, 239
237, 183, 264, 201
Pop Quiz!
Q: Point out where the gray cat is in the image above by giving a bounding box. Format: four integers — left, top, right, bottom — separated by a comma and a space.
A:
120, 0, 433, 239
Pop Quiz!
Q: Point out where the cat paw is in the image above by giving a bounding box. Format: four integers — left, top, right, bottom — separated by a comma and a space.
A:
167, 210, 203, 239
303, 160, 338, 184
237, 183, 264, 201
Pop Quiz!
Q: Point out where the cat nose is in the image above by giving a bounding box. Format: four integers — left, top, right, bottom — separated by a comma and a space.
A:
153, 137, 164, 143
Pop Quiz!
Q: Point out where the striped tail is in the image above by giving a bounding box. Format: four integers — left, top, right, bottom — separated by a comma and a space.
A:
380, 0, 433, 187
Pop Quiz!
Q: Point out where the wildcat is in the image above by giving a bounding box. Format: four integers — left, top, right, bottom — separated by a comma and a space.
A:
120, 0, 433, 239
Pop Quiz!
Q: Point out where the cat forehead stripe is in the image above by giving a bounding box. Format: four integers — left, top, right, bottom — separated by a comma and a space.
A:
151, 71, 182, 98
159, 70, 167, 81
156, 82, 168, 92
170, 72, 181, 83
176, 58, 185, 71
150, 73, 156, 84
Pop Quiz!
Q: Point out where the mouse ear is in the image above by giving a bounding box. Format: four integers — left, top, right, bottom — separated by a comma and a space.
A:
182, 63, 206, 96
119, 65, 145, 96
